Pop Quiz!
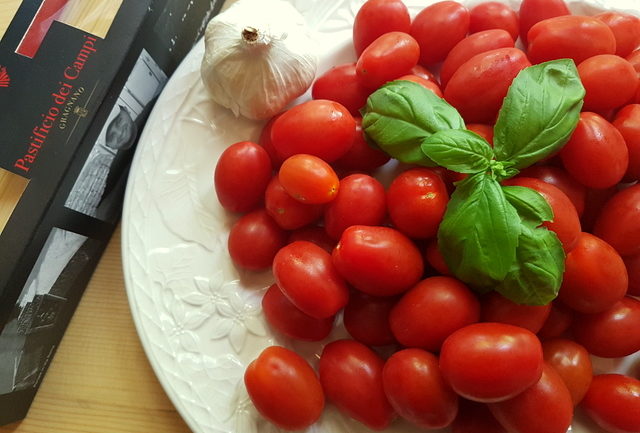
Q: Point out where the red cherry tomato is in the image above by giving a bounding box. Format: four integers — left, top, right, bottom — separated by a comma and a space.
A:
312, 63, 370, 116
244, 346, 324, 431
343, 291, 398, 346
624, 253, 640, 296
481, 291, 551, 333
389, 276, 480, 352
572, 296, 640, 358
352, 0, 411, 56
356, 31, 420, 89
396, 75, 443, 97
332, 225, 424, 297
382, 348, 459, 429
262, 284, 334, 342
519, 165, 587, 216
214, 141, 272, 213
502, 177, 581, 252
333, 117, 391, 172
469, 2, 519, 41
542, 338, 593, 405
319, 340, 396, 430
537, 301, 574, 339
272, 241, 349, 319
560, 112, 629, 190
581, 186, 617, 233
558, 232, 628, 314
488, 363, 573, 433
613, 104, 640, 182
466, 123, 494, 145
581, 374, 640, 433
444, 48, 531, 124
278, 154, 339, 205
259, 114, 285, 169
424, 239, 452, 275
578, 55, 638, 112
439, 322, 544, 403
527, 16, 617, 65
410, 64, 440, 84
386, 168, 449, 239
628, 48, 640, 74
324, 173, 386, 240
410, 1, 470, 66
271, 99, 356, 162
227, 209, 287, 271
595, 11, 640, 58
518, 0, 570, 45
287, 226, 335, 254
440, 29, 514, 88
264, 177, 324, 230
451, 399, 507, 433
593, 184, 640, 257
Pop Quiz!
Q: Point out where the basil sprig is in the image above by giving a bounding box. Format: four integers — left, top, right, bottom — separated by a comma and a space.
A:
361, 60, 585, 305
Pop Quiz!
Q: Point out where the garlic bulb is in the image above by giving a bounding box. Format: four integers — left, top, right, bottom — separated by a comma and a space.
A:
201, 0, 318, 120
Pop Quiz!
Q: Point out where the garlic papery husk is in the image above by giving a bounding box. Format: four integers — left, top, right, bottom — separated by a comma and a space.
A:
201, 0, 318, 120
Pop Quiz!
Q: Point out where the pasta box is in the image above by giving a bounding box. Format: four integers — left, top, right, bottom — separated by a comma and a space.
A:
0, 0, 224, 425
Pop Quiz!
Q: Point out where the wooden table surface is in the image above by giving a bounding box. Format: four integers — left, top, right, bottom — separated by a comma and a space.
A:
0, 226, 192, 433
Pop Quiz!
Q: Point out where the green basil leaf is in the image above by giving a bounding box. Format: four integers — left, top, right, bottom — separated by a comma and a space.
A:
421, 129, 494, 174
495, 223, 565, 306
502, 185, 553, 225
362, 80, 465, 166
438, 173, 521, 289
493, 59, 585, 170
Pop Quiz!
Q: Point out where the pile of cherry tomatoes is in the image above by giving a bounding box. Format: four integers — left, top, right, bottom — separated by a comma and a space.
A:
213, 0, 640, 432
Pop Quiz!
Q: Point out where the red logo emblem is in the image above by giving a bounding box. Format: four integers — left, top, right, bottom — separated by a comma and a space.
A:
0, 66, 9, 88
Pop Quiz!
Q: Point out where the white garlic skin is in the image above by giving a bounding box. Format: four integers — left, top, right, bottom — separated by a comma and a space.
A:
201, 0, 318, 120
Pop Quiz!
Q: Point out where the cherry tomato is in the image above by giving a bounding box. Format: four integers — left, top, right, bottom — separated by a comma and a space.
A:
581, 374, 640, 433
323, 174, 386, 240
440, 29, 514, 88
356, 31, 420, 90
272, 241, 349, 319
519, 165, 587, 216
396, 75, 443, 97
451, 399, 507, 433
578, 55, 638, 112
352, 0, 411, 56
389, 276, 480, 352
410, 64, 440, 84
488, 363, 573, 433
466, 123, 494, 145
444, 48, 531, 124
628, 48, 640, 74
278, 154, 339, 204
542, 338, 593, 405
227, 209, 287, 271
244, 346, 324, 430
333, 117, 391, 172
558, 232, 628, 314
613, 104, 640, 182
518, 0, 570, 45
527, 16, 617, 65
343, 291, 398, 346
425, 239, 452, 275
410, 1, 470, 66
595, 11, 640, 58
333, 225, 424, 297
481, 291, 551, 334
214, 141, 272, 213
572, 296, 640, 358
502, 177, 581, 252
271, 99, 356, 162
319, 340, 396, 430
560, 112, 629, 190
580, 186, 617, 233
593, 184, 640, 257
624, 253, 640, 296
440, 322, 544, 403
383, 349, 459, 429
386, 168, 449, 239
537, 301, 574, 339
469, 2, 519, 41
311, 63, 370, 116
287, 226, 335, 254
259, 114, 285, 169
264, 177, 324, 230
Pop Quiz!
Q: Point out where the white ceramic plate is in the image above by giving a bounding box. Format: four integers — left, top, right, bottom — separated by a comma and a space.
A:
122, 1, 640, 432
